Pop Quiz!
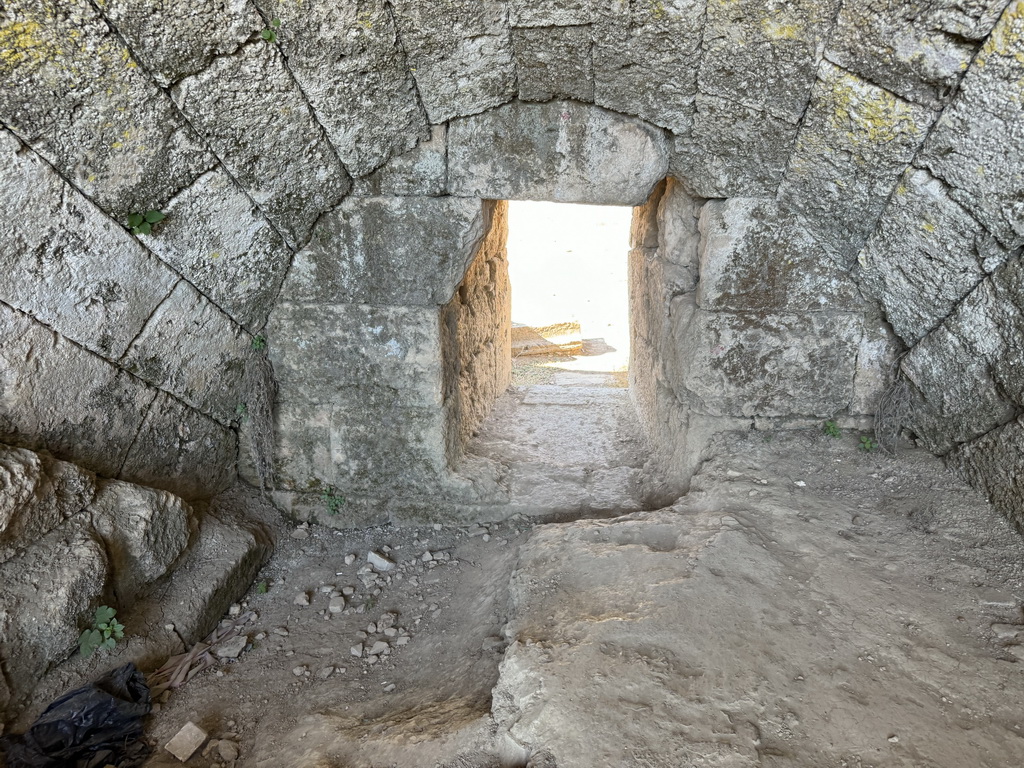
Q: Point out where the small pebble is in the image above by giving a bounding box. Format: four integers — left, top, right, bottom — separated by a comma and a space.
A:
329, 596, 346, 614
350, 644, 363, 658
293, 592, 310, 606
344, 554, 356, 565
218, 741, 239, 762
317, 666, 335, 680
292, 665, 307, 677
272, 626, 289, 636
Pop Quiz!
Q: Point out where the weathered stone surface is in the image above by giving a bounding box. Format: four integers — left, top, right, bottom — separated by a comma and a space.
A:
0, 1, 214, 216
948, 416, 1024, 531
670, 306, 862, 417
0, 445, 97, 565
508, 0, 597, 27
269, 303, 444, 408
171, 42, 350, 248
0, 305, 156, 477
272, 401, 332, 492
858, 168, 1011, 345
120, 281, 249, 423
352, 125, 447, 197
700, 0, 840, 122
697, 199, 863, 313
279, 197, 486, 306
0, 520, 108, 706
390, 0, 516, 123
851, 320, 901, 415
593, 0, 705, 134
250, 0, 427, 177
918, 1, 1024, 249
512, 26, 594, 103
826, 0, 1006, 108
0, 131, 178, 359
142, 168, 291, 331
449, 101, 668, 205
671, 95, 798, 197
119, 393, 237, 499
779, 61, 935, 263
96, 0, 259, 86
88, 478, 196, 606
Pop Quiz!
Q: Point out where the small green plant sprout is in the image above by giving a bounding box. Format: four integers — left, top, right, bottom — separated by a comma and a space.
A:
78, 605, 124, 658
256, 580, 269, 595
235, 402, 249, 420
127, 209, 165, 235
859, 434, 878, 452
251, 335, 267, 352
261, 18, 281, 42
321, 486, 345, 515
823, 420, 841, 438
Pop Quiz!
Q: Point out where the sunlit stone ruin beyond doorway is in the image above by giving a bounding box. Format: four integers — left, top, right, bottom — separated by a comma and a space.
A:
1, 1, 1023, 766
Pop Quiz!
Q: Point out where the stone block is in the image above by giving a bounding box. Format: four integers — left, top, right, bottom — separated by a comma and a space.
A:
696, 199, 863, 313
671, 310, 862, 418
448, 101, 668, 205
778, 61, 935, 264
593, 0, 704, 134
119, 281, 249, 424
272, 401, 333, 492
279, 196, 487, 306
671, 95, 798, 197
0, 446, 97, 565
947, 416, 1024, 532
0, 305, 155, 477
0, 131, 178, 359
0, 520, 109, 707
171, 42, 351, 248
857, 167, 1011, 345
389, 0, 516, 123
268, 303, 444, 408
508, 0, 598, 27
251, 0, 427, 176
918, 1, 1024, 249
97, 0, 259, 86
165, 722, 208, 762
142, 168, 292, 331
513, 26, 594, 103
352, 125, 448, 197
700, 0, 840, 122
825, 0, 1006, 109
851, 321, 900, 415
88, 478, 197, 607
119, 393, 237, 499
0, 0, 214, 217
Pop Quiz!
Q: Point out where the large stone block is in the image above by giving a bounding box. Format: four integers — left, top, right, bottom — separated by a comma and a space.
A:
272, 401, 333, 492
697, 199, 863, 313
389, 0, 516, 123
512, 26, 594, 103
0, 0, 214, 217
918, 1, 1024, 249
171, 42, 351, 249
947, 416, 1024, 532
826, 0, 1006, 108
671, 309, 862, 417
279, 197, 487, 306
142, 168, 292, 331
779, 62, 935, 264
857, 168, 1012, 344
119, 281, 250, 424
352, 125, 448, 197
448, 101, 668, 205
88, 478, 197, 607
269, 303, 444, 408
119, 392, 237, 499
592, 0, 705, 134
251, 0, 427, 176
0, 520, 108, 707
671, 95, 798, 197
700, 0, 840, 122
0, 131, 178, 359
0, 446, 97, 565
96, 0, 259, 86
0, 305, 155, 477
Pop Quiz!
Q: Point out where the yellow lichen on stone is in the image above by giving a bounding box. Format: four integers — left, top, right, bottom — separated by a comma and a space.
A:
828, 71, 919, 149
0, 19, 59, 77
761, 18, 804, 41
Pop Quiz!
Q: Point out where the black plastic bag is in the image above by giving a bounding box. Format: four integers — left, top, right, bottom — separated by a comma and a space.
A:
1, 663, 151, 768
